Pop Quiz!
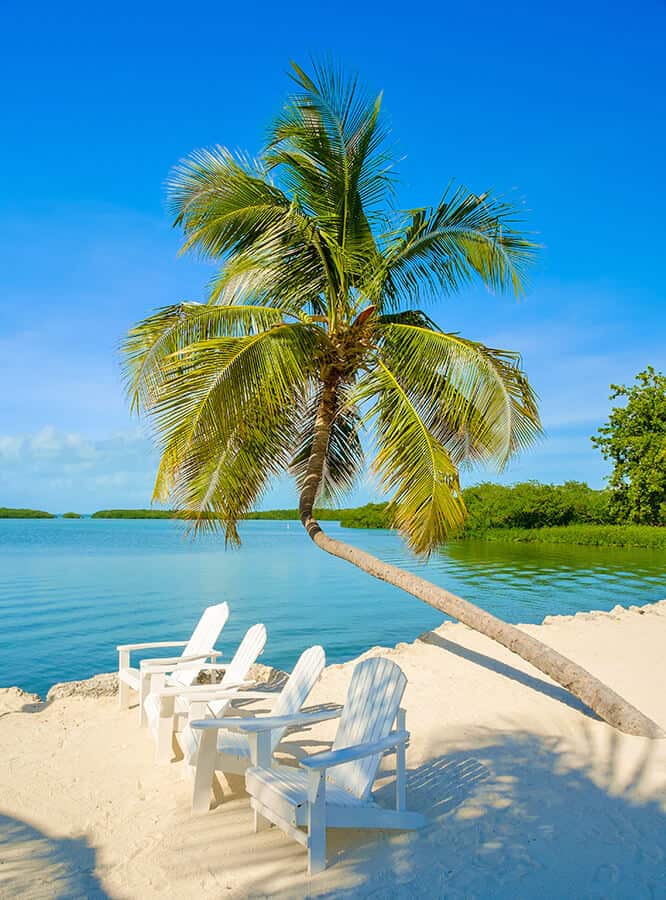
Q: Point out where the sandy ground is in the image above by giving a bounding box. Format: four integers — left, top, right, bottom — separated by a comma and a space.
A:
1, 601, 666, 899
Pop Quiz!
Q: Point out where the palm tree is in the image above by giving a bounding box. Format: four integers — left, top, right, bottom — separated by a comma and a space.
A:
123, 63, 661, 737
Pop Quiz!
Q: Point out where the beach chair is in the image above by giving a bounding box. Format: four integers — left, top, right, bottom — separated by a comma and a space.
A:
193, 656, 426, 873
116, 602, 229, 723
146, 623, 267, 761
185, 645, 326, 812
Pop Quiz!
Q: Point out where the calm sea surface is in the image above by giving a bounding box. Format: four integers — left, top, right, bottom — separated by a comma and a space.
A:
1, 518, 664, 697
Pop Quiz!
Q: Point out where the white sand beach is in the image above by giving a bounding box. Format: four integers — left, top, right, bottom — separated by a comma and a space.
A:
1, 601, 665, 899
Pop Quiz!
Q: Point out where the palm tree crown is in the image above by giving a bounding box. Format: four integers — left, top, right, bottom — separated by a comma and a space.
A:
123, 62, 542, 554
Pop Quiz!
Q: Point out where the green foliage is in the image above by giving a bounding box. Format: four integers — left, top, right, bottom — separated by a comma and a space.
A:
469, 524, 666, 550
592, 367, 666, 525
461, 481, 613, 531
91, 509, 175, 519
62, 512, 82, 519
245, 504, 389, 526
244, 507, 342, 521
0, 507, 55, 519
123, 61, 542, 557
338, 503, 390, 529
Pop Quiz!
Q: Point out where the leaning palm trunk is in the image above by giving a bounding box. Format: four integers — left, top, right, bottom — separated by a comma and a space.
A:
299, 399, 663, 739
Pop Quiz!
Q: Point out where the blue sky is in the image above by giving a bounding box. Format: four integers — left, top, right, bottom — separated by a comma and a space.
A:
2, 0, 665, 512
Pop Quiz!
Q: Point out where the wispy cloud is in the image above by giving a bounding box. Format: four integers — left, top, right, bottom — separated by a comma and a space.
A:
0, 427, 159, 512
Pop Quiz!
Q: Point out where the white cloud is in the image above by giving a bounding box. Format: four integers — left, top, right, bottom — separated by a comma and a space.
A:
0, 427, 158, 512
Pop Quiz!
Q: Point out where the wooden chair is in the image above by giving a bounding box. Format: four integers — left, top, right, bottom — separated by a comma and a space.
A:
146, 623, 267, 760
186, 645, 326, 811
194, 657, 426, 873
116, 602, 229, 723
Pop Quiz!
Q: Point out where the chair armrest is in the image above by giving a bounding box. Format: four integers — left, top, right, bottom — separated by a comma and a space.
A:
191, 706, 343, 734
117, 640, 189, 652
300, 730, 410, 770
140, 652, 212, 668
155, 679, 254, 699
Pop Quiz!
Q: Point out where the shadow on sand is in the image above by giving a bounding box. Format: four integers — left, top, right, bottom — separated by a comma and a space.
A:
0, 812, 110, 899
418, 629, 600, 718
177, 725, 666, 899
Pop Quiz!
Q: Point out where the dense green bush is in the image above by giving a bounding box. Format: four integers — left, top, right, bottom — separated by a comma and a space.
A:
245, 484, 617, 532
338, 503, 390, 529
461, 481, 613, 532
62, 512, 82, 518
592, 368, 666, 525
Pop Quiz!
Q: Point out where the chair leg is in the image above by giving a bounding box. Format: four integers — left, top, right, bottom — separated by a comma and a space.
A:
396, 707, 406, 811
192, 729, 217, 813
307, 771, 327, 875
139, 670, 151, 726
253, 808, 271, 832
118, 653, 129, 709
156, 715, 173, 764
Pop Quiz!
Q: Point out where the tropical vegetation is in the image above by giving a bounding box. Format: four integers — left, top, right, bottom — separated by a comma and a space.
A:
471, 524, 666, 550
0, 507, 55, 519
592, 367, 666, 525
91, 509, 175, 519
122, 62, 661, 736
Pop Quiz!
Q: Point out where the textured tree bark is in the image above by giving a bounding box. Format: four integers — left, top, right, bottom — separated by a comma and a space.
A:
299, 393, 664, 739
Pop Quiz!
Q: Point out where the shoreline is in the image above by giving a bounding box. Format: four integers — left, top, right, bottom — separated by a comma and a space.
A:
2, 601, 665, 897
2, 599, 664, 703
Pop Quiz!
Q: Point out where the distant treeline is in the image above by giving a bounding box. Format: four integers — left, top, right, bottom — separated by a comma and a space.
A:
91, 509, 175, 519
245, 482, 665, 548
245, 507, 365, 522
0, 507, 55, 519
5, 483, 664, 550
337, 483, 620, 531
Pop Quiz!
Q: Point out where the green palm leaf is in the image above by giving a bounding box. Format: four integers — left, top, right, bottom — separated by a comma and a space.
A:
355, 360, 466, 555
373, 185, 538, 309
376, 321, 542, 468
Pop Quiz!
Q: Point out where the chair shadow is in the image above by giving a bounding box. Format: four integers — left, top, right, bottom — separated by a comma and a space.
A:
0, 811, 111, 898
418, 630, 600, 718
309, 729, 666, 898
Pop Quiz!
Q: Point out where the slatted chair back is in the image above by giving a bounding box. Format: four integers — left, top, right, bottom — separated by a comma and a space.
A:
269, 645, 326, 750
327, 657, 406, 801
170, 602, 230, 687
209, 623, 267, 714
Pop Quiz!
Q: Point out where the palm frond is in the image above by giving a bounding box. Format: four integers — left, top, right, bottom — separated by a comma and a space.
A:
122, 302, 291, 414
372, 185, 538, 310
265, 60, 394, 277
167, 148, 297, 260
376, 321, 542, 467
164, 401, 300, 545
354, 360, 466, 555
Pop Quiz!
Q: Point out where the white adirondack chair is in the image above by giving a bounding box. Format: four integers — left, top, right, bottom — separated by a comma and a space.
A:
186, 645, 326, 812
193, 656, 426, 873
117, 602, 229, 723
146, 623, 268, 761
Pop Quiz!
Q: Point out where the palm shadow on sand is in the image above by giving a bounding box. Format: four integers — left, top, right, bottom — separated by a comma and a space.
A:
0, 812, 110, 898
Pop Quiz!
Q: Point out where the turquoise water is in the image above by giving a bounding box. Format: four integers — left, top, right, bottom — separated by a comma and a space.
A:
0, 518, 663, 697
